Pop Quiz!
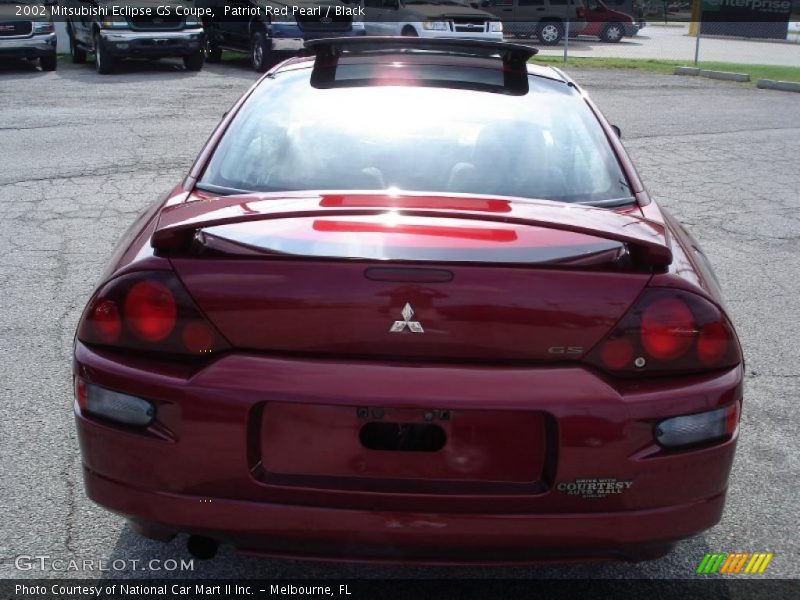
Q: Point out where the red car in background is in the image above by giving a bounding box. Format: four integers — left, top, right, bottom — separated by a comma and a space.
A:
578, 0, 640, 42
73, 37, 743, 564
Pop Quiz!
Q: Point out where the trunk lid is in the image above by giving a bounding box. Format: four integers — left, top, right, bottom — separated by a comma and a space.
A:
160, 192, 665, 362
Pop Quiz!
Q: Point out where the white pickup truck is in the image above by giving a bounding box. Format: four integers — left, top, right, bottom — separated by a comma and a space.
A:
362, 0, 503, 39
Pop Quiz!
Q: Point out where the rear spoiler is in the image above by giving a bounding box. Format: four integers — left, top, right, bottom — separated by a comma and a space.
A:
152, 192, 672, 267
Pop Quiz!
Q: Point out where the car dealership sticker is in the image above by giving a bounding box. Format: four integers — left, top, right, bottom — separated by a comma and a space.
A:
556, 478, 633, 498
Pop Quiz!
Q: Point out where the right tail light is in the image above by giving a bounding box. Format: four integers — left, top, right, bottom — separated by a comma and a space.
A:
586, 288, 742, 376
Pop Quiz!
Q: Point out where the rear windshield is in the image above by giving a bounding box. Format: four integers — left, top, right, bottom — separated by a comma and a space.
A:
199, 68, 632, 205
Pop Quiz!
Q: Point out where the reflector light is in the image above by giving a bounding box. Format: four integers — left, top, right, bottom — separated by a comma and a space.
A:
655, 403, 738, 448
74, 377, 87, 410
83, 383, 155, 427
725, 401, 740, 435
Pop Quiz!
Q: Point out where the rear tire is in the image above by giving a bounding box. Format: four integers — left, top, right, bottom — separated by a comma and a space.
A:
69, 27, 86, 64
39, 53, 57, 71
536, 21, 563, 46
250, 31, 270, 73
94, 32, 114, 74
183, 51, 204, 71
601, 22, 625, 43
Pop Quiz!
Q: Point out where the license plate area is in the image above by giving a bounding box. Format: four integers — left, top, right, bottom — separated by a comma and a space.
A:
258, 403, 547, 486
359, 421, 447, 452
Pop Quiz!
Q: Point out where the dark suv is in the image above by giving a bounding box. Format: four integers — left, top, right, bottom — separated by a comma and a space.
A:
0, 1, 57, 70
196, 0, 366, 72
65, 0, 206, 74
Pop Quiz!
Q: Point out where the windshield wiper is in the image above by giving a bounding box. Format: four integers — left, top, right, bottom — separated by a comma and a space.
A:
194, 182, 253, 196
576, 196, 637, 208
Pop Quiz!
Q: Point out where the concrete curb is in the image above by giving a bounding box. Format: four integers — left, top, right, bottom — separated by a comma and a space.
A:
674, 66, 700, 76
757, 79, 800, 92
698, 69, 751, 82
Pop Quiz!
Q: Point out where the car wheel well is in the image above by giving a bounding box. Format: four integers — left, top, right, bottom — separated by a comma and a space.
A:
250, 29, 271, 73
401, 25, 418, 36
250, 18, 269, 35
602, 22, 625, 42
536, 18, 564, 45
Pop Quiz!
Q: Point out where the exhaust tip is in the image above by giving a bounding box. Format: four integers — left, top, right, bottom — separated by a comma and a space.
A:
187, 535, 218, 560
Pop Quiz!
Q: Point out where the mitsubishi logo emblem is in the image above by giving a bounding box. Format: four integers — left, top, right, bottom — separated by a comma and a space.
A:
390, 303, 424, 333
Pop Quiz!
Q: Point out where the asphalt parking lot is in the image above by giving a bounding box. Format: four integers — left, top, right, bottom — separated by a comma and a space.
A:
1, 56, 799, 580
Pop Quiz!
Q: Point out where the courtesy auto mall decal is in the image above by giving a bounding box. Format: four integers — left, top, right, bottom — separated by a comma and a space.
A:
556, 478, 633, 498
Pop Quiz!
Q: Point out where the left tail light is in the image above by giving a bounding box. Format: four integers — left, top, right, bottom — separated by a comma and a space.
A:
77, 270, 229, 358
585, 288, 742, 377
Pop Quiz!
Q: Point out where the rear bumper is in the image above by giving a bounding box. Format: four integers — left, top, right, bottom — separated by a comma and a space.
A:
74, 341, 742, 562
0, 33, 56, 58
86, 467, 725, 563
100, 28, 204, 58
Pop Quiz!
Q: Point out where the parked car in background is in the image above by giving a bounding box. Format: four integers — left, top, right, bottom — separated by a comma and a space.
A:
479, 0, 586, 45
197, 0, 366, 72
64, 0, 206, 74
578, 0, 637, 42
0, 0, 57, 71
362, 0, 503, 39
603, 0, 645, 30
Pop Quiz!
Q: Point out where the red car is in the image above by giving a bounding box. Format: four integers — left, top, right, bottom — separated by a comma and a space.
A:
73, 37, 743, 564
579, 0, 640, 43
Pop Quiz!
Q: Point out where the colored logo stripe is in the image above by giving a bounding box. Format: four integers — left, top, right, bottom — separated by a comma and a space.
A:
745, 553, 774, 574
697, 552, 773, 574
697, 553, 725, 574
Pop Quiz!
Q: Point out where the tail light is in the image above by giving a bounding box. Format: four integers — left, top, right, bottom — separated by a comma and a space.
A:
77, 271, 229, 358
586, 288, 741, 376
576, 6, 586, 18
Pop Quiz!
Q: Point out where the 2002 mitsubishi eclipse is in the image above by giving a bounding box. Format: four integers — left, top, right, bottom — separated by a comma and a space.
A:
73, 37, 743, 563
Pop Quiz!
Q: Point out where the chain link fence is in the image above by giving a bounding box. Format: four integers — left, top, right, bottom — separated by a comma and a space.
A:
500, 0, 800, 67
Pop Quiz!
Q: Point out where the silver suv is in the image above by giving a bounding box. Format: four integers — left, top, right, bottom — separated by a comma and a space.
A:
0, 0, 57, 70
